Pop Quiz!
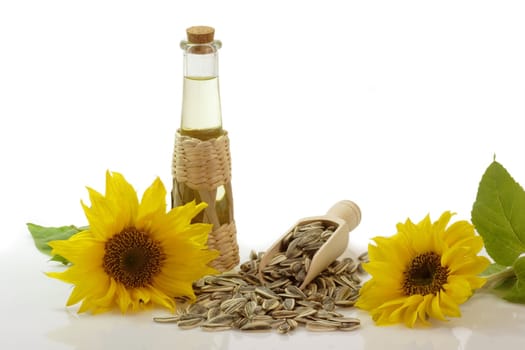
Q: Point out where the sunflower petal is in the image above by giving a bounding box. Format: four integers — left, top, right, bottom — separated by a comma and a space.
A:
136, 177, 167, 233
429, 293, 446, 321
439, 289, 461, 317
417, 294, 433, 326
105, 171, 139, 228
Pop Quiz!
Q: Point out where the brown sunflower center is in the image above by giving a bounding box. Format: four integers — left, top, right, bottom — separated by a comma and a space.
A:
402, 252, 449, 296
103, 228, 166, 288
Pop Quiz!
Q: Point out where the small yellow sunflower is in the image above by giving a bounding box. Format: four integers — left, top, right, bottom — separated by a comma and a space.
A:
47, 171, 218, 314
356, 211, 490, 327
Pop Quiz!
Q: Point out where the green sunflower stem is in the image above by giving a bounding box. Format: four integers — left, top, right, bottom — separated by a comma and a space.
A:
482, 267, 516, 291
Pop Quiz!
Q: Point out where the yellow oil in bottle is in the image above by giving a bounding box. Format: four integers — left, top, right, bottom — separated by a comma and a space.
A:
180, 76, 222, 139
172, 59, 232, 228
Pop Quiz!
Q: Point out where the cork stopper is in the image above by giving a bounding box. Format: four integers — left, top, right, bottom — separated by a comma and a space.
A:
186, 26, 215, 44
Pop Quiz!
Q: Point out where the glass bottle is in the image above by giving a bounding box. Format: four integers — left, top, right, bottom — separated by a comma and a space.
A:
172, 26, 238, 271
180, 27, 223, 141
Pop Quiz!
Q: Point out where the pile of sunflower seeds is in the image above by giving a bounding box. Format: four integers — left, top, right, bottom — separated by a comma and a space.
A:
154, 221, 368, 334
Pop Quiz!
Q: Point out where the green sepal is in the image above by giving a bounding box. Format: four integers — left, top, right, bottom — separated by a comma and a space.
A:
501, 256, 525, 303
49, 254, 71, 265
481, 263, 515, 291
480, 262, 509, 277
27, 223, 88, 265
484, 257, 525, 303
471, 161, 525, 266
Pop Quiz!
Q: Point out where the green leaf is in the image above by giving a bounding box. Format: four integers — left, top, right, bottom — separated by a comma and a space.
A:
471, 161, 525, 266
27, 223, 87, 265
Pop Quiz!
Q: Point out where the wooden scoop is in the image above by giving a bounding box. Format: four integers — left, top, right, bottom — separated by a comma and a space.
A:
258, 200, 361, 289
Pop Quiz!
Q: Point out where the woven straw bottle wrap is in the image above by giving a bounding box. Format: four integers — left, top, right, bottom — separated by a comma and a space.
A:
172, 26, 239, 272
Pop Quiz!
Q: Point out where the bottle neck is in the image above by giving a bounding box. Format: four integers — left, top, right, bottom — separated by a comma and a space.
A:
180, 41, 223, 140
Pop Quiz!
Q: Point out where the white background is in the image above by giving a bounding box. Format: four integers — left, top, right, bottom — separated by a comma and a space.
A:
1, 1, 524, 349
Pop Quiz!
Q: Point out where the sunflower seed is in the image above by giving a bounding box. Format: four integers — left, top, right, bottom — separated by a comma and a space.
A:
338, 323, 360, 331
178, 313, 205, 321
285, 285, 307, 299
240, 321, 273, 331
358, 251, 369, 262
243, 273, 261, 285
201, 285, 235, 293
220, 297, 247, 314
275, 319, 298, 334
296, 307, 318, 318
271, 310, 298, 319
286, 318, 298, 329
243, 300, 258, 317
251, 314, 274, 322
255, 286, 279, 299
277, 321, 291, 334
270, 254, 288, 266
201, 324, 232, 332
283, 298, 295, 310
297, 299, 323, 309
295, 268, 306, 282
321, 229, 334, 239
304, 283, 317, 296
202, 299, 221, 309
267, 278, 289, 290
334, 285, 353, 301
210, 291, 231, 300
334, 299, 357, 307
207, 306, 220, 319
262, 298, 280, 311
332, 258, 353, 275
178, 317, 205, 329
206, 314, 235, 325
322, 298, 335, 311
188, 303, 208, 315
285, 239, 302, 259
305, 321, 338, 332
152, 316, 180, 323
335, 316, 360, 324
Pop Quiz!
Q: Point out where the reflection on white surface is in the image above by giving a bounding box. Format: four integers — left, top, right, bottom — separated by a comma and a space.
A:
46, 312, 366, 350
452, 327, 473, 350
41, 291, 525, 350
356, 293, 525, 350
450, 293, 525, 348
2, 236, 525, 350
46, 313, 234, 350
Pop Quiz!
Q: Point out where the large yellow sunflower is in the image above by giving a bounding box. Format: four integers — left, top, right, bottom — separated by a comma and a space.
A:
47, 171, 218, 314
355, 211, 490, 327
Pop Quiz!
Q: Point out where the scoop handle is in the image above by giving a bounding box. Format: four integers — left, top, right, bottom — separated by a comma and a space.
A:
326, 200, 361, 231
